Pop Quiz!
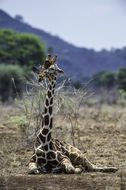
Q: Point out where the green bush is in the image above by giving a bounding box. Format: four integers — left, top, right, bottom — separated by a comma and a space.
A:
0, 64, 24, 102
100, 71, 116, 89
118, 68, 126, 91
93, 71, 116, 89
72, 80, 82, 89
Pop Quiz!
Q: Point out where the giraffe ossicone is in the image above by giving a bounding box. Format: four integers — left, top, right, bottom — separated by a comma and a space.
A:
28, 54, 118, 174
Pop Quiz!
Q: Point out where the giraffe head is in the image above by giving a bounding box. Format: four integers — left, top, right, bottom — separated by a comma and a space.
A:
38, 54, 64, 82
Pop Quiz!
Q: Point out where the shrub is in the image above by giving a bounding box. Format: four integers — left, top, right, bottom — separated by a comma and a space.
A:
72, 80, 82, 89
100, 71, 117, 89
0, 64, 24, 102
93, 71, 116, 89
118, 68, 126, 91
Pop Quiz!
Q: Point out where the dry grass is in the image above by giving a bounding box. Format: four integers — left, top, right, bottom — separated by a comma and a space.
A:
0, 96, 126, 189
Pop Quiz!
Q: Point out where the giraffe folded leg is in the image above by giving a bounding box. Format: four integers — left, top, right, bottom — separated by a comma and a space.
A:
61, 158, 83, 174
82, 156, 118, 173
70, 151, 118, 173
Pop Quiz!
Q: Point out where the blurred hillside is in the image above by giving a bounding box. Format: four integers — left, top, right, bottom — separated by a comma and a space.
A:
0, 9, 126, 79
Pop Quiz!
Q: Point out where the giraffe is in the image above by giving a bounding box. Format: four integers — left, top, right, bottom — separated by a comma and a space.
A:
28, 54, 118, 174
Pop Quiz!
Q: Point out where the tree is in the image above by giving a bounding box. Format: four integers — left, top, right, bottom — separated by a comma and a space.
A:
118, 68, 126, 91
100, 71, 116, 89
0, 64, 24, 102
92, 71, 106, 87
93, 71, 116, 89
0, 29, 46, 68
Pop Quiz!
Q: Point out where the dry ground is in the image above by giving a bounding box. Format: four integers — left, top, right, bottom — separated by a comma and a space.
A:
0, 102, 126, 189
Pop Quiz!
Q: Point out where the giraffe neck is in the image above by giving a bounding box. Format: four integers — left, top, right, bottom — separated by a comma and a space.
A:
38, 75, 56, 145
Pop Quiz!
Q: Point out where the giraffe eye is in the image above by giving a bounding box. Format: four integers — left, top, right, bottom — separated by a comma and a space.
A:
49, 68, 55, 73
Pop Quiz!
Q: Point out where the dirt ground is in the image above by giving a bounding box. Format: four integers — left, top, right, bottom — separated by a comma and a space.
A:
0, 103, 126, 190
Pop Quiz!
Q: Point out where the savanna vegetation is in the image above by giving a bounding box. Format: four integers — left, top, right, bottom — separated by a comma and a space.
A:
0, 29, 46, 102
0, 81, 126, 189
0, 29, 126, 189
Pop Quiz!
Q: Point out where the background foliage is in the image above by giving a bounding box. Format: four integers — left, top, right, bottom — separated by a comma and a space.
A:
0, 29, 46, 68
0, 29, 46, 102
0, 64, 24, 102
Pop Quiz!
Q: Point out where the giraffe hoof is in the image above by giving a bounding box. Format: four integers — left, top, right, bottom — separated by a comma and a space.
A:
28, 163, 39, 175
74, 167, 83, 174
28, 169, 39, 175
65, 165, 75, 174
65, 165, 83, 174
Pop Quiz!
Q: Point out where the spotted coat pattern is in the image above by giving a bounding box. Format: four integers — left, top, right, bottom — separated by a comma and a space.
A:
28, 61, 118, 174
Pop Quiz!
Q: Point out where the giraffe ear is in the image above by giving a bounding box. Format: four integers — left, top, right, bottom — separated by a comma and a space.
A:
51, 55, 57, 64
46, 54, 51, 61
44, 54, 51, 69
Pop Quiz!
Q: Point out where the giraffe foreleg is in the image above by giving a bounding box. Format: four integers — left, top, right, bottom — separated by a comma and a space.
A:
28, 154, 39, 174
61, 158, 83, 174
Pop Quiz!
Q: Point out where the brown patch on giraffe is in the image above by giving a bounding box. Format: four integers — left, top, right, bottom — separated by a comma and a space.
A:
50, 98, 53, 104
44, 107, 47, 113
55, 139, 61, 146
64, 149, 70, 157
55, 138, 59, 142
35, 137, 41, 147
49, 85, 52, 90
49, 141, 56, 151
61, 146, 65, 152
60, 141, 66, 146
46, 99, 49, 106
38, 133, 46, 144
49, 106, 52, 115
47, 151, 56, 159
48, 91, 51, 98
50, 118, 53, 129
51, 81, 54, 85
37, 157, 46, 165
53, 84, 56, 88
70, 152, 78, 162
44, 163, 52, 171
55, 143, 61, 151
30, 154, 36, 162
49, 160, 59, 166
44, 144, 48, 151
44, 115, 49, 125
36, 149, 45, 157
76, 156, 83, 164
57, 152, 64, 160
42, 128, 49, 135
61, 141, 68, 147
52, 89, 54, 94
47, 132, 51, 141
49, 141, 52, 149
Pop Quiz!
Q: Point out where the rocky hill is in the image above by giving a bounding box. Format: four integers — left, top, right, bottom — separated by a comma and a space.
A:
0, 9, 126, 79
